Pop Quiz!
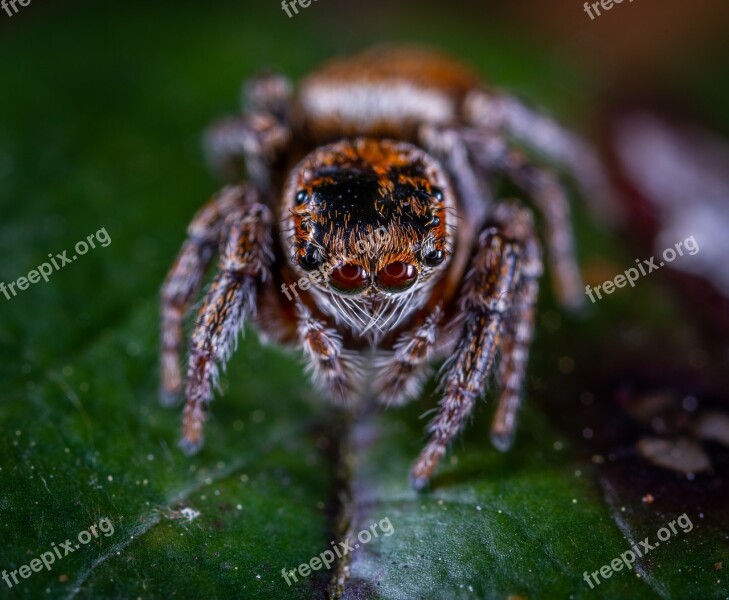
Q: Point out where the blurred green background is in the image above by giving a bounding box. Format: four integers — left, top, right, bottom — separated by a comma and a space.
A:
1, 1, 728, 598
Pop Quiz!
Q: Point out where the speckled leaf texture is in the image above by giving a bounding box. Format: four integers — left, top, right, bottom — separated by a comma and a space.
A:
1, 2, 727, 599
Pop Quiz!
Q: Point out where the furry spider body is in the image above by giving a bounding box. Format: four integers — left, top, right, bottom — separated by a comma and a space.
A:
160, 47, 609, 488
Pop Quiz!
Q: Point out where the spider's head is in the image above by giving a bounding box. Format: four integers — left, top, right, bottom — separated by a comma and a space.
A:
281, 138, 455, 334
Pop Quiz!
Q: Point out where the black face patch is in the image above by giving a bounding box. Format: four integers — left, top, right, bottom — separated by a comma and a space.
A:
309, 167, 436, 237
311, 169, 382, 227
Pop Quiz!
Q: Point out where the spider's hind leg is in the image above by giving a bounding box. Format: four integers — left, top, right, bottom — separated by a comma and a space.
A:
465, 90, 619, 222
490, 229, 541, 451
204, 73, 292, 185
465, 132, 583, 309
241, 72, 293, 120
410, 200, 541, 489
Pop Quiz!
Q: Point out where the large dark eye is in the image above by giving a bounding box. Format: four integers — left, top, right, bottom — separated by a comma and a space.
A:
422, 249, 445, 267
377, 261, 417, 292
330, 264, 368, 293
295, 190, 309, 205
298, 246, 323, 271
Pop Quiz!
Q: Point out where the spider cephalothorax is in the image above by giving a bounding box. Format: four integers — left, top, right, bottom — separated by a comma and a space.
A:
160, 46, 612, 488
281, 137, 454, 336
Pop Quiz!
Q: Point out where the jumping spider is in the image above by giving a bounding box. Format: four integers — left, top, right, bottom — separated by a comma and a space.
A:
160, 47, 610, 488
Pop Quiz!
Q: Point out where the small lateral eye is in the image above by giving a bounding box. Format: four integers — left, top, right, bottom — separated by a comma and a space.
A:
377, 261, 418, 292
422, 249, 445, 267
295, 190, 309, 205
330, 264, 369, 293
432, 187, 444, 201
298, 246, 323, 271
426, 214, 441, 228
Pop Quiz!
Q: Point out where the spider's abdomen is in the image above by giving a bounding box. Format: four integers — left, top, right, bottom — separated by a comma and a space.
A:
296, 46, 483, 141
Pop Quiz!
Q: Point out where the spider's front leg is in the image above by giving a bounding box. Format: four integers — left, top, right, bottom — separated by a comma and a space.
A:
160, 186, 249, 405
410, 201, 541, 489
180, 199, 273, 453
